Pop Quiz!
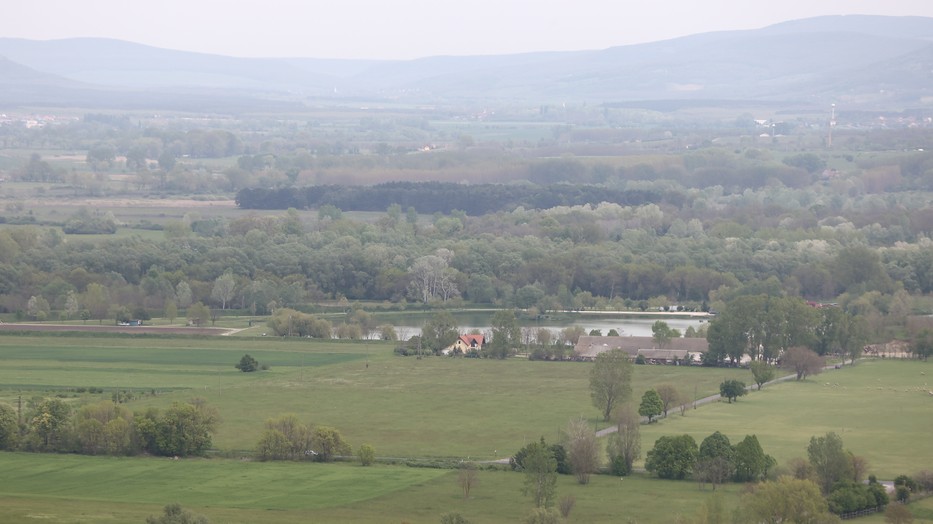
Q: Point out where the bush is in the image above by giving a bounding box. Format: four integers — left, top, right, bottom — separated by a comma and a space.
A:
235, 354, 258, 372
146, 503, 209, 524
828, 481, 883, 514
610, 453, 631, 476
440, 513, 470, 524
511, 441, 570, 475
558, 494, 576, 518
358, 443, 375, 466
914, 470, 933, 492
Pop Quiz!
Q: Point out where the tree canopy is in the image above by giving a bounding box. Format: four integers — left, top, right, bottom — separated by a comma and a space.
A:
589, 349, 633, 421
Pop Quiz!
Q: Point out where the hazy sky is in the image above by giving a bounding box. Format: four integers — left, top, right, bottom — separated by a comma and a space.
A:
4, 0, 933, 60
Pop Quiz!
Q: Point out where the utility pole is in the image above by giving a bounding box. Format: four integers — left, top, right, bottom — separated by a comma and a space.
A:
828, 103, 836, 148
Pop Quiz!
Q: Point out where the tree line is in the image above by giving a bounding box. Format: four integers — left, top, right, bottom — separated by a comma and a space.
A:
234, 182, 663, 216
0, 397, 217, 457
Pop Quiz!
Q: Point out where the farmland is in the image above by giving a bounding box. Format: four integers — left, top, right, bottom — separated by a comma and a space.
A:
0, 332, 931, 522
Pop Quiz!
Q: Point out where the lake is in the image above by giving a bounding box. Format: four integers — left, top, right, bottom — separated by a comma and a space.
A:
374, 310, 710, 340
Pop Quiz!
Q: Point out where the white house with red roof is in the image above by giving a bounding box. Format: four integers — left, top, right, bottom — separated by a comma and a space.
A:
450, 333, 485, 354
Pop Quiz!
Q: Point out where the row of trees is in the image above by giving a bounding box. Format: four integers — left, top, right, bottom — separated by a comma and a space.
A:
644, 430, 915, 520
705, 295, 867, 366
235, 182, 663, 216
644, 432, 775, 486
0, 398, 217, 457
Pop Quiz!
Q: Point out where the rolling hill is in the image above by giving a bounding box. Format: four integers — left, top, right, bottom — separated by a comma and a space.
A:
1, 15, 931, 111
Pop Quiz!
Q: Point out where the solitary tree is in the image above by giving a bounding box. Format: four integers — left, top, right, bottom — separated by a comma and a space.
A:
639, 389, 664, 423
235, 354, 259, 372
719, 380, 747, 403
458, 462, 478, 499
589, 349, 634, 421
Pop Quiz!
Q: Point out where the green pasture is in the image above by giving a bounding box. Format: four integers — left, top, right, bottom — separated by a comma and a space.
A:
1, 334, 932, 522
0, 452, 741, 524
0, 333, 748, 458
639, 359, 933, 479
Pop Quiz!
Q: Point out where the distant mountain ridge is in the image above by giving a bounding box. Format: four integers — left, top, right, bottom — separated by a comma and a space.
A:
1, 15, 931, 111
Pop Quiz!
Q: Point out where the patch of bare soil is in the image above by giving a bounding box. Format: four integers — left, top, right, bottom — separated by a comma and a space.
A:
23, 198, 236, 208
0, 323, 231, 336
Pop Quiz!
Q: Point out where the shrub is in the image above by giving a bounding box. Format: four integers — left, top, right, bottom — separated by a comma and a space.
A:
235, 354, 258, 372
558, 494, 576, 518
440, 513, 470, 524
358, 443, 375, 466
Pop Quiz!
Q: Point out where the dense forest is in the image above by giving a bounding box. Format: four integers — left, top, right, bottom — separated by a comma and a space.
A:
1, 111, 933, 346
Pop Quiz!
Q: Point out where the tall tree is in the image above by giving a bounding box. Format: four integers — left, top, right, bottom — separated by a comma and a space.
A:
733, 435, 774, 482
421, 311, 459, 355
782, 347, 825, 381
719, 379, 747, 403
522, 437, 558, 508
652, 320, 677, 348
697, 431, 735, 490
645, 434, 698, 480
655, 384, 683, 418
589, 349, 634, 421
29, 398, 71, 451
187, 302, 211, 327
175, 281, 193, 309
489, 309, 521, 359
211, 273, 237, 310
607, 405, 641, 476
564, 417, 599, 485
0, 403, 17, 450
82, 283, 110, 324
808, 432, 853, 495
639, 389, 664, 423
749, 361, 776, 391
911, 329, 933, 360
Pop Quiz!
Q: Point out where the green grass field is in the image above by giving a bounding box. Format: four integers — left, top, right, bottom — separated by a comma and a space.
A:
0, 453, 742, 524
1, 333, 932, 523
639, 359, 933, 478
0, 333, 748, 458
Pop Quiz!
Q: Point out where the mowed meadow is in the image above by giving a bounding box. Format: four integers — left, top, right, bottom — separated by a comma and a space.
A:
0, 332, 931, 523
0, 333, 750, 458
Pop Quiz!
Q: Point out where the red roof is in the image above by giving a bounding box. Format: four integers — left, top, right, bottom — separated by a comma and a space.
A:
459, 334, 485, 346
